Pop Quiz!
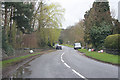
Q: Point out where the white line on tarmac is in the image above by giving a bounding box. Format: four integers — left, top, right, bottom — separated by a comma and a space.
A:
72, 69, 85, 78
64, 63, 71, 68
61, 52, 88, 80
61, 58, 64, 63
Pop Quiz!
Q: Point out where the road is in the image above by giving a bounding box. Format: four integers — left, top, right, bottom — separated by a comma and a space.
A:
14, 46, 119, 79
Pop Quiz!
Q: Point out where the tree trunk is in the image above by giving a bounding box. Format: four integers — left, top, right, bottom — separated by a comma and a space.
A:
4, 4, 7, 33
9, 6, 13, 44
32, 2, 41, 29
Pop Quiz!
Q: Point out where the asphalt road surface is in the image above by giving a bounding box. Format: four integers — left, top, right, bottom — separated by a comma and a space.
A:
20, 46, 118, 79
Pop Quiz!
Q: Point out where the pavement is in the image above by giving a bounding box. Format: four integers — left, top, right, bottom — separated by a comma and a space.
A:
13, 46, 119, 79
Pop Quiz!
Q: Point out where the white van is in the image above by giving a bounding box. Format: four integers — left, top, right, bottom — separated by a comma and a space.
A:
74, 43, 81, 49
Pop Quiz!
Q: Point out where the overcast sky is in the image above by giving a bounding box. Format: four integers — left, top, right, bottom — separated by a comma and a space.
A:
47, 0, 120, 29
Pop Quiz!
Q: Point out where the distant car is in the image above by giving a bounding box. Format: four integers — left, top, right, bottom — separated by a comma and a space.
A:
55, 44, 62, 50
74, 43, 81, 50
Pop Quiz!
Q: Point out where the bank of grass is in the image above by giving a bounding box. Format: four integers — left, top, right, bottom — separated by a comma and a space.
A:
62, 44, 73, 48
78, 49, 120, 64
0, 53, 42, 68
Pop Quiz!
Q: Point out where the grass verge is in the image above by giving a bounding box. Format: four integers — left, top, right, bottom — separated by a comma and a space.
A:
0, 53, 42, 68
78, 49, 120, 65
62, 44, 73, 48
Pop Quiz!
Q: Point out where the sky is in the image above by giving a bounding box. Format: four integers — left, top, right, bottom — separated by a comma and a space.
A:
47, 0, 120, 29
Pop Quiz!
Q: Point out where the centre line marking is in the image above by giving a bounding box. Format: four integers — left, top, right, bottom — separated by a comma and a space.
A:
72, 69, 85, 78
61, 58, 64, 63
61, 52, 88, 80
64, 63, 71, 68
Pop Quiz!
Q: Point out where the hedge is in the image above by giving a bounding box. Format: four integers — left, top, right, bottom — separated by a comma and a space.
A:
104, 34, 120, 49
104, 34, 120, 55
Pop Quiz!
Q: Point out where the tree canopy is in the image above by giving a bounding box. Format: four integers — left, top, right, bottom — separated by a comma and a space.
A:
84, 1, 113, 49
2, 1, 65, 56
36, 2, 65, 46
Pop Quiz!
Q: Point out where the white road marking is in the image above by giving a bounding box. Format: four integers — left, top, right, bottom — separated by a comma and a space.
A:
61, 58, 64, 63
64, 63, 71, 68
61, 52, 88, 80
72, 69, 85, 78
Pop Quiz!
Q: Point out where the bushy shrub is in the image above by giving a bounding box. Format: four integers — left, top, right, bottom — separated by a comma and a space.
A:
90, 22, 112, 50
5, 44, 15, 56
2, 30, 15, 56
2, 41, 15, 56
104, 34, 120, 49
